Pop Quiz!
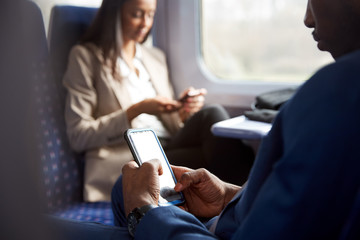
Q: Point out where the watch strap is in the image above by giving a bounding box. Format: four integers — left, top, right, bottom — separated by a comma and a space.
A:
137, 204, 157, 216
127, 204, 158, 237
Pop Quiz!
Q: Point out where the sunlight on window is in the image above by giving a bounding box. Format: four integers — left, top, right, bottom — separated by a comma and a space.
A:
201, 0, 333, 83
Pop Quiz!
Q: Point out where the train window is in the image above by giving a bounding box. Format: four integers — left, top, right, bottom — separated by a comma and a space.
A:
201, 0, 333, 83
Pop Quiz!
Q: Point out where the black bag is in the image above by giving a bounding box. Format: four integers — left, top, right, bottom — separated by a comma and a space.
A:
244, 87, 297, 123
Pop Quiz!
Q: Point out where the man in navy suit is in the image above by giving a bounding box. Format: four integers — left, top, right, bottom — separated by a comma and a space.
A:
111, 0, 360, 238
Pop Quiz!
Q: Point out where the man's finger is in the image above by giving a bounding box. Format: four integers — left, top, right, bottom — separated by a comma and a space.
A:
174, 170, 200, 192
172, 165, 192, 180
178, 168, 206, 187
177, 172, 196, 189
143, 159, 164, 176
122, 160, 139, 173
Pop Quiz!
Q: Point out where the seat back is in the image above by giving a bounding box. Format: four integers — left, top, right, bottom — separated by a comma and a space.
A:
0, 1, 56, 238
39, 5, 98, 212
48, 5, 98, 84
25, 2, 87, 212
35, 70, 84, 211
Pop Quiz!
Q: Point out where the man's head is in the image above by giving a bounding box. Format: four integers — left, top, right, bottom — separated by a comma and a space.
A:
304, 0, 360, 59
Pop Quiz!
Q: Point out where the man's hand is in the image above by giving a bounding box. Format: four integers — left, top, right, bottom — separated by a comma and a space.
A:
122, 159, 162, 216
172, 166, 241, 218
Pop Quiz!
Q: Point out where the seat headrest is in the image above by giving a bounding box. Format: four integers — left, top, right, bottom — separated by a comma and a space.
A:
48, 5, 98, 82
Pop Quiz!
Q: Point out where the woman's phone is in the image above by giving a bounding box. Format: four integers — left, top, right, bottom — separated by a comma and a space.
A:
178, 89, 202, 102
124, 128, 185, 206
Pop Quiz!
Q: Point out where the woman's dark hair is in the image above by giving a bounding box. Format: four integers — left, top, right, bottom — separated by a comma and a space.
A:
80, 0, 128, 75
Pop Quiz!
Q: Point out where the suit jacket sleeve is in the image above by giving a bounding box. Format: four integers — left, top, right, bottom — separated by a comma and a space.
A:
63, 45, 130, 152
226, 56, 360, 239
136, 206, 218, 239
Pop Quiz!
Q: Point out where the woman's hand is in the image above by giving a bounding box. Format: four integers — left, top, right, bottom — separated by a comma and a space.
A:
127, 96, 181, 122
178, 87, 207, 122
172, 165, 241, 218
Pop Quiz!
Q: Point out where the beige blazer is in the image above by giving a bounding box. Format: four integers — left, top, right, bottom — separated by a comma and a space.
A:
63, 43, 182, 202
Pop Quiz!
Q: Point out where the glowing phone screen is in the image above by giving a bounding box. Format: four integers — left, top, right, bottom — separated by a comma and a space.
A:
127, 129, 184, 205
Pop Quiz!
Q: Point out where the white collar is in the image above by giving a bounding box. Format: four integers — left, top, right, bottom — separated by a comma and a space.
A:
134, 44, 142, 59
117, 44, 143, 78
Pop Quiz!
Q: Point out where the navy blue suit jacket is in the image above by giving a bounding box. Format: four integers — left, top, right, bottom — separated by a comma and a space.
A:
135, 50, 360, 239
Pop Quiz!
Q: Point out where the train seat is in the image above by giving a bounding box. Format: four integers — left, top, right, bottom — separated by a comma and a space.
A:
27, 2, 113, 225
48, 5, 98, 84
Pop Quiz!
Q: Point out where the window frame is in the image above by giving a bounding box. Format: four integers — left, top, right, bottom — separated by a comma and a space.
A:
154, 0, 300, 108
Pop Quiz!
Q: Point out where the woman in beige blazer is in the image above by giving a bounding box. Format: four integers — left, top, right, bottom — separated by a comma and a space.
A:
63, 0, 254, 202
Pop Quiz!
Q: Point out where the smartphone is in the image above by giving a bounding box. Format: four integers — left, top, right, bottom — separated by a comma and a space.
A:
124, 128, 185, 206
178, 89, 202, 102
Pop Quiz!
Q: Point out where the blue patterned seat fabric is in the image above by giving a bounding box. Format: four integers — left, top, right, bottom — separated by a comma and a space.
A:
28, 1, 113, 225
52, 202, 114, 225
33, 63, 113, 225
